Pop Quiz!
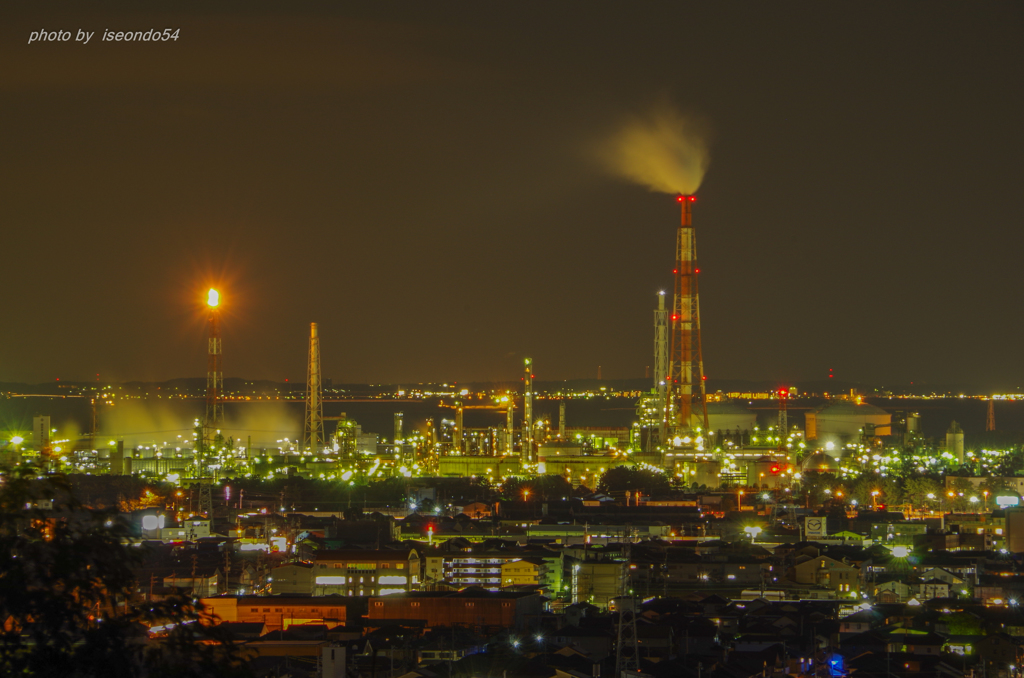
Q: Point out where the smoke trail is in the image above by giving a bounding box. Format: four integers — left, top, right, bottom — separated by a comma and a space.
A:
599, 104, 710, 195
99, 400, 302, 448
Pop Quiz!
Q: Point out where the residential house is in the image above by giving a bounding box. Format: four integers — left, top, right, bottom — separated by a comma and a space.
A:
163, 567, 219, 597
917, 567, 964, 586
838, 609, 882, 637
887, 629, 946, 656
916, 579, 950, 601
792, 555, 862, 597
874, 580, 913, 604
550, 626, 613, 661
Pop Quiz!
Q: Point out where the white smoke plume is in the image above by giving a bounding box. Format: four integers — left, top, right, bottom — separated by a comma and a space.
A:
599, 104, 711, 195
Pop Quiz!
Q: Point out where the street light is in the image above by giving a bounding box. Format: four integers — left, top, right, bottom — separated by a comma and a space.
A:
871, 490, 880, 510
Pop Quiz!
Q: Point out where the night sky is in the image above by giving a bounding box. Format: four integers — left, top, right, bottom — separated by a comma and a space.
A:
2, 2, 1021, 389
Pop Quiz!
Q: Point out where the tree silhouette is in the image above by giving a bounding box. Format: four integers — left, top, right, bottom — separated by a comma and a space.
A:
0, 467, 250, 677
597, 466, 671, 497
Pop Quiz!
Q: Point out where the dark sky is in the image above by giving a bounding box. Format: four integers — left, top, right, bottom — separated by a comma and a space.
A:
2, 2, 1021, 389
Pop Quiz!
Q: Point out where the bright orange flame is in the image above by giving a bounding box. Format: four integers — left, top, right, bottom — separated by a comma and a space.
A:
207, 289, 220, 308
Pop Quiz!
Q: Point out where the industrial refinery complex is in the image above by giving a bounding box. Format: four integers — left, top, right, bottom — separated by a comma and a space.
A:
2, 196, 1010, 492
4, 197, 1024, 678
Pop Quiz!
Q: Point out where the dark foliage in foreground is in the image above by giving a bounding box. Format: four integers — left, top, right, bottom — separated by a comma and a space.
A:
0, 468, 251, 677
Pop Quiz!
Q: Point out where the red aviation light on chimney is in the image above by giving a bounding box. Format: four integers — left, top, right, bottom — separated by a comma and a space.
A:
677, 195, 697, 203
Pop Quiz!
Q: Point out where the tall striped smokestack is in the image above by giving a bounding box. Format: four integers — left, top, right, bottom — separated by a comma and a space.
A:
667, 196, 697, 434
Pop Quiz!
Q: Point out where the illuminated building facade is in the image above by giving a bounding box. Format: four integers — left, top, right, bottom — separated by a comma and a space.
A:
313, 548, 420, 596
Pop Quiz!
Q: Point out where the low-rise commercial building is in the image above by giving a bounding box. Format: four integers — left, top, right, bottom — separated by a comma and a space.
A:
366, 590, 542, 633
313, 549, 420, 596
201, 596, 347, 632
270, 563, 314, 595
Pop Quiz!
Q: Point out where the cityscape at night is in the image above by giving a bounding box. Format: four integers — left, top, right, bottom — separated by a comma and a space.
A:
2, 3, 1023, 678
